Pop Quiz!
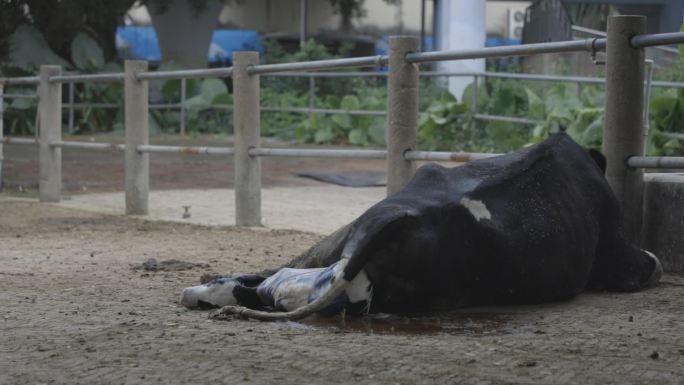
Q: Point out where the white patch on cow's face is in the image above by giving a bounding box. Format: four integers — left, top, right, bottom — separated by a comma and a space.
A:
179, 278, 238, 309
642, 249, 663, 287
460, 197, 491, 222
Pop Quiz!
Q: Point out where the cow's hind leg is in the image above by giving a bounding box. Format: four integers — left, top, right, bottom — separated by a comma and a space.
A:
587, 227, 662, 292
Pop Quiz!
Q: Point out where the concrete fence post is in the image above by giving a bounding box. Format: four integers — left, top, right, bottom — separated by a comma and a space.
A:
124, 60, 149, 215
38, 65, 62, 202
0, 84, 4, 190
233, 51, 262, 226
603, 15, 647, 241
386, 36, 419, 196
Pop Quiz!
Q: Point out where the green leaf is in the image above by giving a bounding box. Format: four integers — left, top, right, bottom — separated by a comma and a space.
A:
314, 126, 334, 143
71, 33, 105, 70
212, 93, 232, 106
525, 87, 545, 120
9, 24, 70, 69
331, 113, 352, 129
348, 129, 368, 145
199, 79, 228, 102
368, 119, 386, 145
340, 95, 361, 111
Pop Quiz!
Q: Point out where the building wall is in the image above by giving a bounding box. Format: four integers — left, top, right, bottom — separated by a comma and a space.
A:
129, 0, 533, 38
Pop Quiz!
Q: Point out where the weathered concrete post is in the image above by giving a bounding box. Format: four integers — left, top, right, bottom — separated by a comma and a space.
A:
38, 65, 62, 202
233, 52, 262, 226
124, 60, 149, 215
603, 15, 646, 241
0, 84, 4, 190
386, 36, 419, 196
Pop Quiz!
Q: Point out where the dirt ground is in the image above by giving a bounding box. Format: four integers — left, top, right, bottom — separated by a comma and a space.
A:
2, 200, 684, 385
3, 137, 684, 384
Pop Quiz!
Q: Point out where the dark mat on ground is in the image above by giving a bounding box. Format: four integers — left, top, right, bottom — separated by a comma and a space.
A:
296, 170, 386, 187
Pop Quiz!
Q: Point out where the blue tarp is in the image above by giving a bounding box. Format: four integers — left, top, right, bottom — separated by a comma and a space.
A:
374, 36, 521, 57
116, 26, 263, 65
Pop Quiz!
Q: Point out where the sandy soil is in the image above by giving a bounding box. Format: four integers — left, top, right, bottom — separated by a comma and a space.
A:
2, 199, 684, 385
56, 186, 385, 235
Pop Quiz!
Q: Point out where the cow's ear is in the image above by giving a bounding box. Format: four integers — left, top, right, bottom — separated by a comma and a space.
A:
340, 207, 419, 281
587, 148, 607, 174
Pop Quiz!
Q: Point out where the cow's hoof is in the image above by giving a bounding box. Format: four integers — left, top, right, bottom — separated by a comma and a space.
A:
210, 306, 247, 321
643, 250, 663, 287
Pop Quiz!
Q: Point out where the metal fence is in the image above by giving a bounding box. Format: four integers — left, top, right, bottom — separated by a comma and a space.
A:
2, 15, 684, 236
6, 67, 684, 134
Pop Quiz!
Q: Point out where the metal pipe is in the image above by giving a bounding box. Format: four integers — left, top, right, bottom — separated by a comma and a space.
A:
249, 147, 387, 159
0, 93, 37, 99
2, 137, 38, 145
180, 78, 186, 135
136, 67, 233, 81
406, 38, 606, 63
68, 82, 75, 134
603, 15, 647, 242
474, 114, 539, 126
0, 77, 40, 86
266, 71, 684, 89
248, 56, 388, 75
50, 73, 125, 83
50, 140, 125, 151
137, 144, 233, 155
267, 72, 388, 78
627, 156, 684, 169
261, 106, 386, 116
631, 32, 684, 48
404, 150, 500, 162
308, 76, 315, 119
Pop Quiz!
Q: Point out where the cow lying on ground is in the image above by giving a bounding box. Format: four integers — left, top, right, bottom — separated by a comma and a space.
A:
180, 133, 662, 320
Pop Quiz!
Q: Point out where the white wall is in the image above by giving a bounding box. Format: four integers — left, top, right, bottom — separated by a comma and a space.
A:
436, 0, 486, 100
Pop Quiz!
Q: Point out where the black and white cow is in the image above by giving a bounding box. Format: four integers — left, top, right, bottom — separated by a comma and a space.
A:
180, 133, 662, 320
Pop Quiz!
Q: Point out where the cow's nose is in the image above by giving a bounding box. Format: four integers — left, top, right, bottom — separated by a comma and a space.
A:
179, 288, 198, 309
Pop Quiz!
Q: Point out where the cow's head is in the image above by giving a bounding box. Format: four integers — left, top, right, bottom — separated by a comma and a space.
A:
180, 275, 264, 309
180, 277, 240, 309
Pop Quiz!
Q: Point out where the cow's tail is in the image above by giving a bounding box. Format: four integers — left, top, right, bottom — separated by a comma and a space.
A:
211, 258, 354, 321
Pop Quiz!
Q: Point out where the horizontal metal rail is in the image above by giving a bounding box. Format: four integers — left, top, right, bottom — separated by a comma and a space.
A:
573, 25, 679, 54
2, 137, 38, 145
474, 114, 540, 126
627, 156, 684, 169
0, 77, 40, 86
50, 73, 125, 84
137, 67, 233, 81
406, 38, 606, 63
0, 93, 37, 99
261, 106, 386, 116
404, 150, 501, 162
248, 55, 388, 75
632, 32, 684, 48
267, 71, 388, 78
50, 140, 125, 151
137, 144, 234, 155
249, 147, 387, 159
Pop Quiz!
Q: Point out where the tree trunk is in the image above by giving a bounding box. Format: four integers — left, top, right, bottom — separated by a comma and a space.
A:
148, 0, 222, 69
